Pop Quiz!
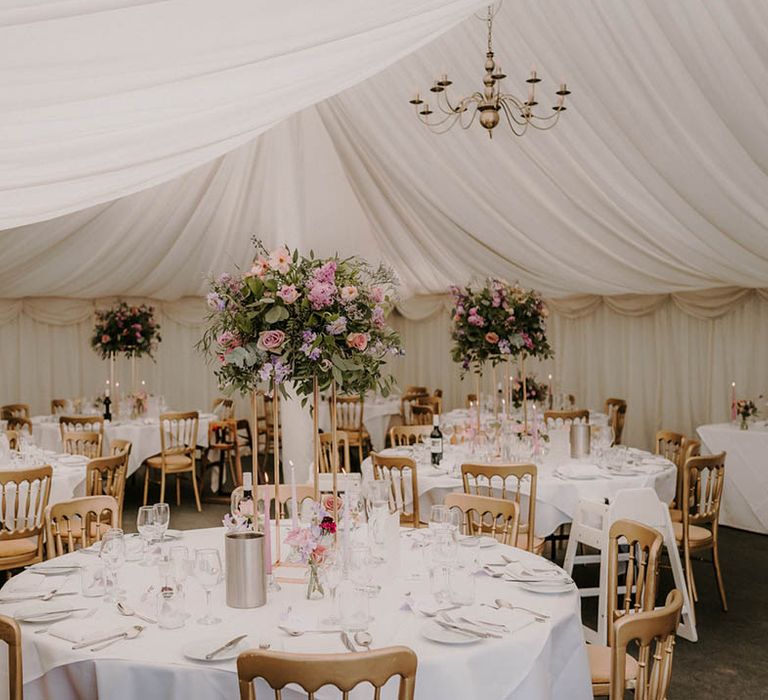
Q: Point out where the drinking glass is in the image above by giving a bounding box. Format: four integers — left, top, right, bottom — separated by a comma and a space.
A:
429, 505, 447, 531
80, 565, 106, 598
156, 585, 186, 629
170, 545, 192, 590
99, 528, 125, 601
194, 548, 223, 625
319, 550, 344, 626
337, 578, 370, 632
346, 488, 365, 527
136, 506, 157, 565
153, 502, 170, 542
449, 566, 476, 605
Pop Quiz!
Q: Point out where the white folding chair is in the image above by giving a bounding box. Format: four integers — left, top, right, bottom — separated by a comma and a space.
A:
563, 487, 697, 643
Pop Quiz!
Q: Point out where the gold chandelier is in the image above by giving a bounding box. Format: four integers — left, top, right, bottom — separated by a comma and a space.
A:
409, 4, 571, 137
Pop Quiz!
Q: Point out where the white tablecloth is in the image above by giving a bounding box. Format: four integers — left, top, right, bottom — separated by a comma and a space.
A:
697, 422, 768, 534
363, 441, 676, 538
319, 397, 402, 452
442, 408, 609, 428
0, 526, 591, 700
32, 415, 213, 477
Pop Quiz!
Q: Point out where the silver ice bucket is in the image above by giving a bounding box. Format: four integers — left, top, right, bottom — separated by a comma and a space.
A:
225, 532, 267, 609
569, 423, 591, 459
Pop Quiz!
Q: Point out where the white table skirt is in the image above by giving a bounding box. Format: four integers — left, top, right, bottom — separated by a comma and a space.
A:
0, 526, 591, 700
363, 446, 676, 538
318, 398, 402, 452
697, 422, 768, 534
32, 415, 213, 477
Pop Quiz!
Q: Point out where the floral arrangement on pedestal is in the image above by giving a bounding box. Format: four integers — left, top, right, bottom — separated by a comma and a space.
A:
284, 501, 337, 599
511, 374, 549, 408
736, 399, 757, 430
449, 279, 552, 374
199, 239, 402, 399
91, 302, 162, 359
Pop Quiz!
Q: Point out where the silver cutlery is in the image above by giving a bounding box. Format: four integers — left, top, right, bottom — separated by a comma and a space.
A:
19, 607, 89, 621
435, 618, 496, 639
0, 588, 76, 603
458, 615, 509, 632
204, 634, 248, 660
73, 624, 144, 650
340, 631, 359, 652
116, 600, 157, 624
89, 625, 145, 652
279, 626, 341, 637
493, 599, 550, 621
353, 631, 373, 651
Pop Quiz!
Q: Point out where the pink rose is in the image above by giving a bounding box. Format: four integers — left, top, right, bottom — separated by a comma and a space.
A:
340, 285, 359, 302
485, 332, 499, 344
268, 247, 292, 274
370, 286, 384, 303
346, 332, 369, 351
277, 284, 300, 304
257, 330, 286, 353
237, 499, 255, 517
101, 334, 110, 343
247, 257, 270, 278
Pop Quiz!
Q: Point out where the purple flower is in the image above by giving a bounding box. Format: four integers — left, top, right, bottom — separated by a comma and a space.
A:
326, 316, 347, 335
498, 339, 511, 354
308, 348, 321, 361
206, 292, 225, 311
307, 281, 336, 309
372, 305, 385, 329
468, 313, 486, 327
273, 359, 290, 384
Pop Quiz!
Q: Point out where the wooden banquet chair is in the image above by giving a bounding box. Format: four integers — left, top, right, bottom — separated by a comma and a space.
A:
444, 493, 520, 546
465, 393, 478, 409
371, 453, 421, 528
331, 396, 370, 465
110, 438, 133, 459
50, 398, 68, 415
200, 418, 242, 497
401, 390, 428, 425
237, 646, 418, 700
389, 425, 431, 447
604, 398, 627, 445
271, 484, 316, 521
673, 452, 728, 612
409, 404, 433, 426
654, 431, 684, 469
0, 405, 30, 422
44, 495, 118, 558
0, 614, 23, 700
0, 466, 52, 574
212, 397, 235, 420
61, 430, 102, 459
668, 436, 700, 522
5, 417, 32, 438
588, 518, 663, 697
4, 431, 18, 451
144, 411, 201, 512
417, 394, 442, 416
318, 431, 351, 474
460, 463, 543, 554
403, 385, 428, 396
608, 590, 683, 700
85, 453, 128, 527
543, 409, 590, 427
59, 416, 104, 448
433, 388, 443, 398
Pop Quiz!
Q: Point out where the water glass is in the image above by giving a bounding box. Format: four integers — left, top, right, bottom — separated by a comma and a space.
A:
429, 505, 447, 531
449, 566, 476, 606
337, 578, 370, 632
136, 506, 157, 565
170, 545, 193, 589
194, 548, 223, 625
124, 534, 145, 562
429, 563, 451, 604
156, 585, 186, 629
99, 528, 125, 601
153, 502, 170, 541
320, 550, 344, 625
80, 565, 106, 598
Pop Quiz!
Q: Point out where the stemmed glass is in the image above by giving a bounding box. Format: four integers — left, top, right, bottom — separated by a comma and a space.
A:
99, 528, 125, 602
153, 502, 170, 542
194, 548, 223, 625
319, 549, 344, 626
136, 506, 157, 565
170, 545, 193, 592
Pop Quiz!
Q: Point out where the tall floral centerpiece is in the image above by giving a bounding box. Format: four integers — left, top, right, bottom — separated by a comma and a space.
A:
200, 239, 401, 560
450, 279, 552, 429
92, 302, 161, 413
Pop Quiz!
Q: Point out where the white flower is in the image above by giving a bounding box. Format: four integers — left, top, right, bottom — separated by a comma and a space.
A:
268, 247, 291, 274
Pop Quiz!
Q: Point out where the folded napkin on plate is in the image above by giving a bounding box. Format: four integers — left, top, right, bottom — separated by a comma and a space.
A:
556, 463, 602, 479
48, 618, 126, 643
460, 606, 538, 634
504, 561, 567, 581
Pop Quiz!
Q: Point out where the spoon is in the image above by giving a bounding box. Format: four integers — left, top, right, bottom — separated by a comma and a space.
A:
353, 631, 373, 651
116, 600, 157, 624
89, 624, 145, 651
1, 587, 74, 603
278, 625, 341, 637
258, 640, 271, 650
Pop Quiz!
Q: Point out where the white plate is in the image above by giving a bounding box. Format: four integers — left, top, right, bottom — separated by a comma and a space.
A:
420, 621, 481, 645
555, 470, 600, 481
28, 565, 80, 576
182, 636, 250, 662
14, 605, 82, 623
518, 580, 574, 594
458, 535, 496, 548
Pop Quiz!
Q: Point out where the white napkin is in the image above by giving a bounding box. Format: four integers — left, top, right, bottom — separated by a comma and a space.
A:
459, 606, 537, 634
48, 618, 127, 643
556, 462, 602, 479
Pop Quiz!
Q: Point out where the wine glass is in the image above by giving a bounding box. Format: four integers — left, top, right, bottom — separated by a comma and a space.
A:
429, 505, 447, 531
319, 549, 344, 626
194, 548, 223, 625
136, 506, 157, 566
153, 502, 170, 542
99, 528, 125, 601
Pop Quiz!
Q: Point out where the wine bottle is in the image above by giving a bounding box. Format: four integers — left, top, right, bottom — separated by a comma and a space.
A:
430, 414, 443, 466
102, 395, 112, 422
241, 472, 254, 505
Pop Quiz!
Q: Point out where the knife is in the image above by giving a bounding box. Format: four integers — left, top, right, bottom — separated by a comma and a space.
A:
204, 634, 248, 660
435, 619, 498, 639
20, 607, 89, 621
0, 592, 77, 603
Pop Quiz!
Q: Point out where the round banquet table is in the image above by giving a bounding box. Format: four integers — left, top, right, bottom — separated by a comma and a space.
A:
31, 414, 214, 477
363, 438, 677, 538
0, 526, 591, 700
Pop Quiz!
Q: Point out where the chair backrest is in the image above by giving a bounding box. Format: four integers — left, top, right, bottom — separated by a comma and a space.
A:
543, 409, 589, 426
209, 418, 239, 447
606, 519, 663, 647
604, 398, 627, 445
461, 463, 537, 551
62, 430, 103, 459
59, 415, 104, 439
654, 430, 684, 467
403, 385, 428, 396
237, 646, 418, 700
333, 397, 364, 433
236, 419, 254, 455
401, 391, 428, 424
50, 399, 68, 415
610, 590, 683, 700
444, 493, 520, 546
159, 411, 199, 457
318, 431, 351, 474
0, 466, 53, 556
212, 397, 235, 419
681, 453, 726, 530
5, 417, 32, 436
86, 454, 128, 526
109, 438, 133, 460
371, 453, 420, 527
417, 395, 442, 415
0, 404, 29, 421
270, 485, 316, 521
409, 404, 433, 426
673, 437, 700, 508
389, 425, 431, 447
465, 393, 478, 409
433, 389, 443, 398
4, 431, 18, 451
0, 614, 22, 700
44, 495, 118, 558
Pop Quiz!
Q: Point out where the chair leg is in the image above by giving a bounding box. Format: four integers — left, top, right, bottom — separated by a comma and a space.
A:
683, 542, 697, 607
191, 468, 202, 512
176, 475, 181, 507
159, 470, 166, 504
142, 467, 150, 506
712, 542, 728, 611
